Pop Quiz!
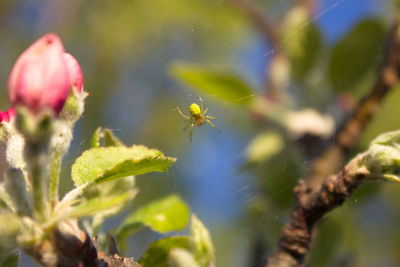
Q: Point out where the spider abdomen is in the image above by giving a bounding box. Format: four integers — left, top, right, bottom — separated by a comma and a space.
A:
189, 103, 202, 116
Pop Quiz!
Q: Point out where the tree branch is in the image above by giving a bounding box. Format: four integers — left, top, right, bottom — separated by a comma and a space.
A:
228, 0, 280, 45
266, 14, 400, 267
306, 15, 400, 192
266, 153, 369, 267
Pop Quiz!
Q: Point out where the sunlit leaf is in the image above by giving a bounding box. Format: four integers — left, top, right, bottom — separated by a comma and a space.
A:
71, 146, 176, 186
170, 62, 255, 106
190, 215, 215, 267
168, 248, 200, 267
139, 237, 191, 267
116, 195, 190, 242
328, 18, 385, 92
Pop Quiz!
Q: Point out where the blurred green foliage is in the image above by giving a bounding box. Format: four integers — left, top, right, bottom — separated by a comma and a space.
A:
282, 7, 322, 79
327, 18, 386, 92
0, 0, 399, 266
170, 62, 256, 106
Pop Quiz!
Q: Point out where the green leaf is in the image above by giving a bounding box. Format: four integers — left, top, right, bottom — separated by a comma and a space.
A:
190, 215, 215, 267
90, 176, 135, 235
0, 213, 20, 260
307, 218, 342, 266
139, 237, 192, 267
361, 86, 400, 147
87, 176, 136, 235
282, 6, 322, 78
364, 130, 400, 183
170, 62, 255, 106
168, 248, 200, 267
116, 195, 190, 242
328, 18, 385, 92
91, 128, 102, 148
91, 127, 125, 148
72, 146, 176, 186
56, 190, 137, 221
138, 215, 215, 267
0, 251, 19, 267
246, 131, 284, 163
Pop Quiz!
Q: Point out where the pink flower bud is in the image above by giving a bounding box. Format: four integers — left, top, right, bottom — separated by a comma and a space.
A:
0, 108, 16, 123
7, 34, 71, 115
63, 53, 84, 94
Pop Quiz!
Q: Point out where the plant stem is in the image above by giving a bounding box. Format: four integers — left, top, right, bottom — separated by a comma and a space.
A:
25, 140, 50, 222
49, 150, 62, 206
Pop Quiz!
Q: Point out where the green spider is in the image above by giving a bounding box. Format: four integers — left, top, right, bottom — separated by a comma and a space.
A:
177, 97, 220, 142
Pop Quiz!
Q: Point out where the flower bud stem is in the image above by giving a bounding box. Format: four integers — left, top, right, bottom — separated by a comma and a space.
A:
49, 151, 62, 206
25, 140, 51, 222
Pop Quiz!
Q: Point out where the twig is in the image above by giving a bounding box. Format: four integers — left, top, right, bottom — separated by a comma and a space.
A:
266, 153, 369, 267
306, 15, 400, 192
228, 0, 280, 45
228, 0, 284, 100
297, 0, 316, 13
266, 14, 400, 267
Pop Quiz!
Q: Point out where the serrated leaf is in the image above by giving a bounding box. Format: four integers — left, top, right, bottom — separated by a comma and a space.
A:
72, 146, 176, 186
116, 195, 190, 242
190, 215, 215, 267
170, 62, 255, 106
91, 127, 125, 148
139, 237, 192, 267
282, 6, 322, 78
328, 19, 385, 92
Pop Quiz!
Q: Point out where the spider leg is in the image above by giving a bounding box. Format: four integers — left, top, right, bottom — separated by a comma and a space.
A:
202, 107, 208, 115
205, 115, 217, 119
205, 119, 221, 133
199, 96, 204, 110
177, 107, 190, 120
189, 122, 195, 142
182, 123, 189, 131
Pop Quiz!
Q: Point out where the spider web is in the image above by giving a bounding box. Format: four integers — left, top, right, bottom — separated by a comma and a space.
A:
171, 1, 389, 266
